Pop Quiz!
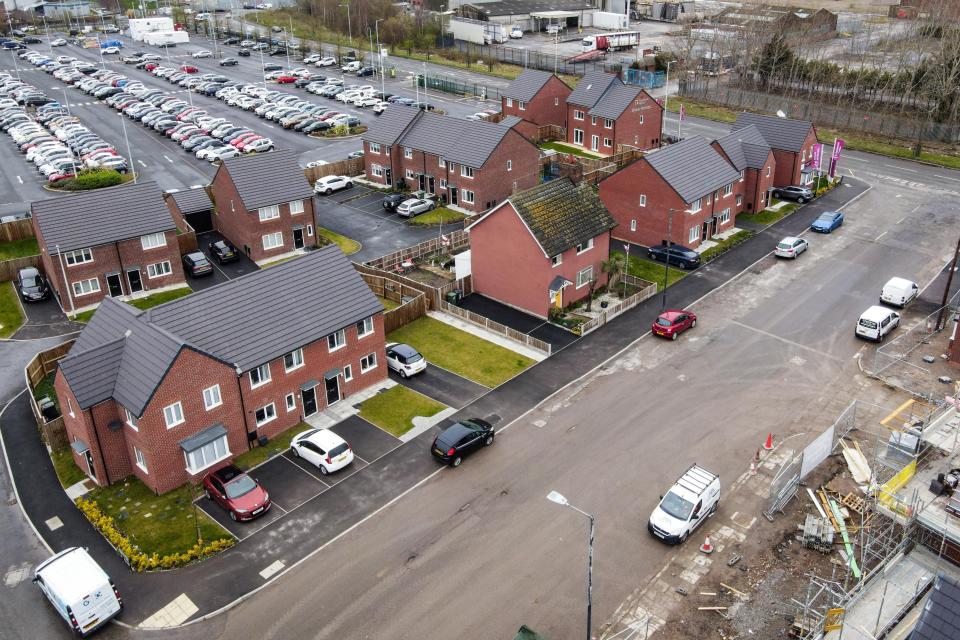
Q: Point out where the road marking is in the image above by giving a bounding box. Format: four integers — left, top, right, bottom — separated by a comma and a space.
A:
15, 175, 22, 184
139, 594, 199, 629
45, 516, 63, 531
886, 164, 917, 172
282, 454, 331, 486
934, 174, 960, 183
137, 159, 147, 167
896, 216, 906, 224
164, 154, 173, 163
259, 560, 285, 580
727, 320, 843, 362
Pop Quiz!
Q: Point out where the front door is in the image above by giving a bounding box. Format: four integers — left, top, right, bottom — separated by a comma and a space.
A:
302, 386, 318, 416
591, 134, 600, 151
385, 167, 392, 186
84, 450, 96, 480
450, 187, 458, 206
106, 273, 123, 297
701, 221, 709, 242
293, 227, 304, 250
427, 175, 435, 194
325, 376, 340, 406
126, 268, 143, 294
418, 174, 426, 192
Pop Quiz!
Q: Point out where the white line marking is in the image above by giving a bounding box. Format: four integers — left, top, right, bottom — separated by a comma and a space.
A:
875, 230, 888, 242
934, 174, 960, 183
16, 175, 22, 184
895, 216, 906, 224
164, 154, 173, 163
259, 560, 285, 579
728, 319, 843, 362
137, 159, 147, 167
282, 455, 331, 486
886, 164, 917, 172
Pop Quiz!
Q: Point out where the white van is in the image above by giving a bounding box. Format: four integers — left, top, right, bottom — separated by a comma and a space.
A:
33, 547, 122, 636
880, 277, 919, 308
856, 305, 900, 342
648, 464, 720, 544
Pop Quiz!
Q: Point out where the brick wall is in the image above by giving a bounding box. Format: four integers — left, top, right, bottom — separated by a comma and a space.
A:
500, 76, 571, 129
363, 140, 395, 187
566, 93, 663, 155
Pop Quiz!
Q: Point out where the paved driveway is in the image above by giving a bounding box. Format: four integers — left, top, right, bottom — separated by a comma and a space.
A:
389, 366, 488, 409
187, 231, 260, 291
457, 294, 580, 351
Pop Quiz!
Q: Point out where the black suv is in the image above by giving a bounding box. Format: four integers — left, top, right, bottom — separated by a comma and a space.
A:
772, 185, 814, 203
431, 418, 495, 467
647, 243, 701, 270
382, 193, 407, 212
208, 240, 239, 264
16, 267, 49, 302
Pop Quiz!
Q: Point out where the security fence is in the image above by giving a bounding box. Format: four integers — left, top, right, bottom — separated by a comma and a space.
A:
622, 69, 666, 89
451, 40, 623, 77
414, 75, 502, 101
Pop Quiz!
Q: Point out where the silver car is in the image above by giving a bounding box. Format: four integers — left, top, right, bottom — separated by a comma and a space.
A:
774, 236, 808, 259
396, 198, 435, 218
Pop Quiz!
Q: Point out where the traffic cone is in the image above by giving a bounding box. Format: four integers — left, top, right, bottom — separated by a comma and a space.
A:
763, 433, 775, 451
699, 536, 714, 554
749, 462, 757, 475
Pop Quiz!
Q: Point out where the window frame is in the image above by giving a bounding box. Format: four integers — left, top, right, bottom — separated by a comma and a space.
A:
723, 183, 733, 197
460, 165, 474, 179
262, 231, 283, 251
688, 226, 699, 244
360, 352, 377, 373
124, 407, 138, 431
639, 194, 646, 207
203, 384, 222, 410
371, 163, 383, 177
461, 189, 475, 204
140, 232, 166, 250
258, 205, 280, 222
249, 363, 271, 389
343, 364, 353, 382
255, 402, 277, 427
184, 434, 230, 475
576, 238, 594, 255
327, 328, 346, 352
72, 277, 101, 297
147, 261, 171, 279
134, 446, 147, 473
690, 198, 703, 213
403, 147, 413, 159
283, 348, 304, 372
630, 219, 637, 232
369, 142, 381, 154
551, 254, 562, 267
604, 118, 613, 129
285, 393, 296, 412
289, 199, 304, 215
518, 100, 525, 110
64, 247, 93, 266
163, 401, 185, 429
573, 109, 584, 121
506, 159, 512, 171
356, 316, 374, 338
576, 266, 594, 288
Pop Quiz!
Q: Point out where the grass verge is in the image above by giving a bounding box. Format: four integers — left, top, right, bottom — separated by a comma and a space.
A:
388, 317, 534, 387
378, 296, 401, 310
127, 287, 193, 310
0, 238, 39, 260
359, 385, 446, 437
408, 207, 467, 226
541, 141, 605, 159
611, 250, 687, 288
318, 227, 361, 255
0, 281, 25, 338
700, 229, 755, 262
232, 423, 306, 469
737, 201, 800, 226
50, 448, 87, 488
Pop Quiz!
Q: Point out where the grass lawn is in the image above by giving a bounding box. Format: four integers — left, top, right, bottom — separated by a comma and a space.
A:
737, 201, 800, 226
700, 229, 755, 262
387, 317, 534, 387
0, 238, 39, 260
378, 296, 401, 310
0, 281, 24, 338
541, 141, 605, 159
409, 207, 467, 226
359, 386, 446, 437
611, 250, 687, 288
231, 423, 307, 470
84, 478, 229, 556
127, 287, 192, 310
70, 308, 95, 323
32, 372, 58, 411
50, 448, 87, 489
318, 227, 361, 255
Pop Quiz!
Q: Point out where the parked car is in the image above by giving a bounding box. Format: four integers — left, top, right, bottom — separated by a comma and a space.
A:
208, 239, 239, 263
237, 48, 251, 57
431, 418, 495, 467
180, 64, 199, 73
773, 185, 813, 203
346, 149, 364, 159
385, 342, 427, 378
856, 305, 900, 342
202, 464, 271, 521
314, 175, 352, 195
356, 66, 375, 77
315, 56, 337, 67
16, 266, 49, 302
262, 62, 282, 71
510, 26, 523, 38
648, 464, 720, 544
382, 193, 406, 212
289, 428, 354, 475
652, 309, 697, 341
192, 49, 213, 58
811, 210, 843, 233
774, 236, 808, 259
182, 251, 214, 276
647, 243, 701, 270
396, 198, 435, 218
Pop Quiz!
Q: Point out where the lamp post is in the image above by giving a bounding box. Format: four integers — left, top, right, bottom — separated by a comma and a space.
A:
661, 207, 692, 310
662, 59, 675, 143
375, 18, 385, 97
547, 490, 594, 640
339, 2, 352, 44
117, 112, 137, 183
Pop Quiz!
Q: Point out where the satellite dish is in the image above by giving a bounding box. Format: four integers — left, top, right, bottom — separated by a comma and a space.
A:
776, 110, 786, 118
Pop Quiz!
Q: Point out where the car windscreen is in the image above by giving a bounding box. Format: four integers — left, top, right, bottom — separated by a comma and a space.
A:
659, 491, 694, 521
655, 317, 673, 327
816, 214, 834, 222
225, 475, 258, 499
328, 443, 349, 458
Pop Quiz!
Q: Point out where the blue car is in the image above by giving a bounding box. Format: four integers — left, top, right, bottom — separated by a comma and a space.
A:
811, 210, 843, 233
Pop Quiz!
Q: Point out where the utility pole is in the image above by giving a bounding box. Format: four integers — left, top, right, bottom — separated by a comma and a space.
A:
936, 234, 960, 331
375, 18, 384, 96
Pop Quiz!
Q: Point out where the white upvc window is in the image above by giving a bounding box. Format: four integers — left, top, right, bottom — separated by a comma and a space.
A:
147, 261, 171, 279
551, 254, 562, 267
461, 166, 474, 179
134, 446, 147, 473
507, 160, 512, 171
307, 225, 313, 236
285, 393, 296, 412
461, 190, 475, 204
249, 363, 271, 388
369, 142, 381, 154
258, 205, 280, 221
72, 278, 100, 297
723, 183, 733, 197
639, 115, 644, 124
67, 397, 74, 418
554, 97, 559, 106
604, 118, 613, 129
262, 232, 283, 251
184, 434, 229, 474
690, 198, 702, 213
327, 328, 346, 351
573, 129, 584, 145
360, 352, 377, 372
343, 364, 353, 382
576, 238, 594, 254
518, 100, 525, 110
719, 208, 730, 224
203, 384, 222, 410
124, 407, 138, 430
576, 266, 593, 288
573, 109, 584, 121
604, 138, 612, 148
639, 194, 646, 207
141, 232, 166, 250
439, 179, 447, 189
766, 165, 771, 177
688, 226, 699, 244
64, 247, 93, 266
404, 147, 413, 159
255, 403, 276, 426
630, 219, 637, 232
284, 348, 304, 372
372, 164, 383, 177
163, 401, 185, 429
736, 194, 743, 206
356, 316, 374, 338
506, 97, 513, 107
405, 169, 415, 179
590, 115, 597, 125
289, 199, 304, 215
438, 156, 446, 168
739, 170, 745, 182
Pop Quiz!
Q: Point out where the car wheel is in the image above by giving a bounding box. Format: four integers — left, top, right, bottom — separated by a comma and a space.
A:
671, 332, 678, 341
230, 511, 238, 521
429, 202, 435, 211
451, 455, 462, 467
399, 369, 407, 379
324, 188, 332, 195
772, 191, 780, 199
797, 197, 806, 204
484, 434, 494, 446
679, 531, 688, 543
318, 464, 329, 475
204, 489, 212, 500
291, 446, 299, 458
691, 319, 697, 328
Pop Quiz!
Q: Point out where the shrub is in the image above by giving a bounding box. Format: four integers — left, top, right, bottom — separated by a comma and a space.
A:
59, 169, 123, 191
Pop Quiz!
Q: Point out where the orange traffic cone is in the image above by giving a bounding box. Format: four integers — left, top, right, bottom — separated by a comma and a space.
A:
700, 536, 714, 554
763, 433, 775, 451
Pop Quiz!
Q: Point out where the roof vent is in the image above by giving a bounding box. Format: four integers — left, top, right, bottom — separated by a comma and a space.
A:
124, 329, 132, 338
586, 84, 592, 90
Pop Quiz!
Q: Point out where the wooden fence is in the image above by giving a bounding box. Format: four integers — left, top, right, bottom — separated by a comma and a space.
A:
437, 299, 551, 356
304, 157, 366, 184
384, 293, 427, 333
364, 229, 470, 272
24, 340, 75, 452
534, 125, 565, 143
0, 218, 34, 242
177, 230, 198, 255
579, 276, 658, 336
0, 254, 41, 282
357, 271, 429, 332
548, 148, 645, 186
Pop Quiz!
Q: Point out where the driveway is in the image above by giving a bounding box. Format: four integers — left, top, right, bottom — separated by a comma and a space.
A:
11, 295, 83, 340
457, 294, 580, 351
389, 366, 488, 409
188, 231, 260, 291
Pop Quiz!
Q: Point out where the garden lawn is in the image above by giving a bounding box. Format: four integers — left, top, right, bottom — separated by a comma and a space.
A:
0, 281, 24, 338
611, 250, 687, 288
700, 230, 754, 262
51, 448, 88, 489
32, 372, 58, 412
232, 423, 307, 469
318, 227, 361, 255
408, 207, 466, 226
378, 296, 401, 310
0, 238, 39, 260
388, 317, 534, 387
70, 308, 95, 323
737, 201, 799, 226
540, 141, 604, 159
84, 478, 230, 557
127, 287, 192, 310
359, 386, 446, 437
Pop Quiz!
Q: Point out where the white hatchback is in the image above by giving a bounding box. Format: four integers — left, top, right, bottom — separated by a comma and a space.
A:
290, 428, 354, 475
774, 236, 808, 259
314, 175, 352, 194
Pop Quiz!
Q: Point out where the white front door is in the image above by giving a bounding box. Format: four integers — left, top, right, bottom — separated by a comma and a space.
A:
591, 135, 600, 151
573, 129, 584, 145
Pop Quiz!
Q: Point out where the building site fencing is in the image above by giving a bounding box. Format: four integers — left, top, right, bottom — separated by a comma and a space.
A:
451, 40, 623, 77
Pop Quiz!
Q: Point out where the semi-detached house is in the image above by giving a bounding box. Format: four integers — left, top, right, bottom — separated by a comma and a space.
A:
500, 69, 572, 139
566, 71, 663, 155
31, 181, 188, 315
731, 112, 818, 188
711, 124, 777, 214
54, 246, 387, 494
362, 105, 542, 213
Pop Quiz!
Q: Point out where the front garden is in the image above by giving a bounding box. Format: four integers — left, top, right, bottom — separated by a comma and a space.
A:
0, 281, 25, 338
359, 385, 446, 437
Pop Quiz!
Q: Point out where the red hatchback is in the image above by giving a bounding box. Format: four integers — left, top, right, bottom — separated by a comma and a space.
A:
276, 75, 297, 84
180, 64, 199, 73
202, 464, 271, 522
652, 309, 697, 340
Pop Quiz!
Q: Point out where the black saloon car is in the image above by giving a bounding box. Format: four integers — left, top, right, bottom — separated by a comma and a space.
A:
382, 193, 407, 212
431, 418, 494, 467
647, 243, 701, 270
182, 252, 214, 276
208, 240, 239, 264
772, 185, 814, 203
16, 267, 49, 302
237, 48, 251, 57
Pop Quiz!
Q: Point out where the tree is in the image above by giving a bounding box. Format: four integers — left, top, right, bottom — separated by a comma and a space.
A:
754, 33, 793, 90
601, 254, 626, 298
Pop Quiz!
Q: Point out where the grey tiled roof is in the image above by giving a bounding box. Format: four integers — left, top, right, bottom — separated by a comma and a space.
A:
646, 137, 741, 203
503, 69, 554, 102
59, 338, 127, 409
714, 125, 771, 170
31, 182, 175, 253
500, 115, 524, 129
590, 82, 644, 120
567, 71, 618, 109
166, 187, 212, 215
363, 105, 419, 146
218, 149, 313, 211
732, 112, 814, 153
502, 178, 616, 257
147, 245, 383, 372
912, 574, 960, 640
463, 0, 594, 16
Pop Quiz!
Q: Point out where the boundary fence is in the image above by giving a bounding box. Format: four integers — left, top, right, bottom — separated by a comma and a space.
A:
0, 218, 33, 242
364, 229, 470, 272
357, 271, 429, 333
451, 40, 622, 77
437, 299, 551, 356
580, 276, 657, 335
24, 340, 75, 453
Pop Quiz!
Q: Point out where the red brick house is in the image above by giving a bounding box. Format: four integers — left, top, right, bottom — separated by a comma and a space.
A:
362, 105, 542, 214
711, 124, 777, 214
501, 69, 572, 139
599, 137, 741, 249
565, 71, 663, 155
209, 149, 318, 265
164, 186, 214, 234
731, 112, 818, 188
31, 182, 188, 316
468, 178, 617, 319
54, 246, 387, 494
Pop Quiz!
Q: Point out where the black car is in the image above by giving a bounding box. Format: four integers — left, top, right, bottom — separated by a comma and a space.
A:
222, 37, 241, 45
431, 418, 495, 467
208, 240, 238, 264
294, 77, 312, 88
262, 62, 282, 71
237, 48, 251, 57
268, 47, 287, 56
356, 66, 375, 77
647, 243, 701, 270
772, 185, 814, 203
382, 193, 407, 212
22, 36, 42, 44
182, 252, 214, 277
219, 57, 239, 66
15, 267, 49, 302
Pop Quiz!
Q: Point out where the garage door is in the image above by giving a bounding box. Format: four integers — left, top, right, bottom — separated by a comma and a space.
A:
186, 209, 213, 233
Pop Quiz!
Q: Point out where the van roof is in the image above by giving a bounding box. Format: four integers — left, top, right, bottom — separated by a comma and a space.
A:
36, 548, 110, 603
884, 277, 915, 289
672, 464, 718, 501
860, 305, 893, 321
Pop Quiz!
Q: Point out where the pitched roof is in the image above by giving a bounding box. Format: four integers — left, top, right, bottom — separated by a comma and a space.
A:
911, 574, 960, 640
503, 178, 616, 258
31, 182, 175, 252
590, 82, 645, 120
732, 112, 814, 153
503, 69, 555, 102
218, 149, 313, 210
567, 71, 619, 109
714, 125, 772, 171
500, 115, 524, 129
166, 187, 212, 215
645, 137, 741, 203
463, 0, 594, 16
363, 105, 420, 146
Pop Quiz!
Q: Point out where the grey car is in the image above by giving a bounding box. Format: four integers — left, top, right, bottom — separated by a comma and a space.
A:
396, 198, 435, 218
772, 185, 814, 203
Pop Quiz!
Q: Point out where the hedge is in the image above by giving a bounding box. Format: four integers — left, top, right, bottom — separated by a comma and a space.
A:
58, 169, 123, 191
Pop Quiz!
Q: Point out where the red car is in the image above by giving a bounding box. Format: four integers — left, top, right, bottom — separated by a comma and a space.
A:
652, 309, 697, 340
230, 133, 259, 148
48, 172, 76, 183
144, 62, 158, 71
275, 75, 297, 84
180, 64, 199, 73
202, 464, 271, 522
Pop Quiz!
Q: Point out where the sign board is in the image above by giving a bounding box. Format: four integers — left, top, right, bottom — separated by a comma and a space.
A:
800, 424, 834, 480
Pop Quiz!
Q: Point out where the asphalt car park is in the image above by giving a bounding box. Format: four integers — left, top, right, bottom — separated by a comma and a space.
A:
457, 294, 580, 351
187, 230, 261, 290
389, 366, 488, 409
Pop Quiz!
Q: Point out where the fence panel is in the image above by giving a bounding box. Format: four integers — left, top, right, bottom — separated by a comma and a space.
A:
383, 293, 427, 333
0, 218, 34, 242
438, 299, 551, 355
580, 279, 658, 335
304, 157, 366, 184
24, 340, 75, 452
354, 263, 449, 310
451, 40, 622, 77
0, 254, 41, 282
364, 230, 470, 271
177, 230, 198, 255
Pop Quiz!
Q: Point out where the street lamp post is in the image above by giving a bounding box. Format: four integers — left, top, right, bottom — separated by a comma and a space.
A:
339, 2, 352, 44
661, 207, 692, 310
375, 18, 385, 97
662, 59, 675, 143
547, 491, 595, 640
59, 86, 71, 115
117, 112, 137, 183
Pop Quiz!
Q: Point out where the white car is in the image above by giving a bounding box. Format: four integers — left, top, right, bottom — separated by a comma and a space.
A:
314, 175, 352, 195
142, 53, 162, 61
385, 342, 427, 378
510, 26, 523, 38
372, 101, 388, 114
50, 38, 68, 47
316, 56, 337, 67
290, 428, 354, 475
774, 236, 808, 259
244, 137, 274, 153
207, 145, 241, 162
305, 160, 329, 168
396, 198, 436, 217
353, 95, 379, 108
341, 60, 362, 73
192, 49, 213, 58
101, 47, 121, 55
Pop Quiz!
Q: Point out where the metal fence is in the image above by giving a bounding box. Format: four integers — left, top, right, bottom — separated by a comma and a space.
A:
622, 69, 666, 89
415, 74, 502, 101
438, 299, 551, 356
452, 40, 622, 77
